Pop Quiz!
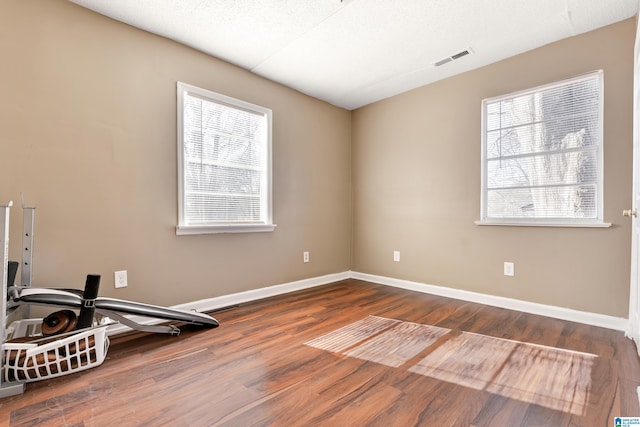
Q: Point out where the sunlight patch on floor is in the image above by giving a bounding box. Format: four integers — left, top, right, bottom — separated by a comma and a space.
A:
345, 321, 449, 367
410, 331, 595, 415
305, 316, 399, 353
305, 315, 597, 416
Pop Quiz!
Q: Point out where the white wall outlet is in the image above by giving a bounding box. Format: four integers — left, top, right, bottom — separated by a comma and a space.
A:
504, 262, 515, 277
114, 270, 128, 288
303, 251, 310, 263
393, 250, 400, 262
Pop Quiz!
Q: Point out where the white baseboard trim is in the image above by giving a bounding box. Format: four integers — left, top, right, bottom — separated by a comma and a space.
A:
350, 271, 628, 331
174, 271, 351, 313
106, 269, 628, 336
106, 271, 351, 336
626, 311, 640, 354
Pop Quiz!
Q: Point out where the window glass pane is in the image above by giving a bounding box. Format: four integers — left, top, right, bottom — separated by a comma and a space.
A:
487, 185, 597, 219
178, 82, 272, 230
185, 194, 262, 223
185, 163, 262, 196
487, 149, 598, 188
482, 72, 602, 223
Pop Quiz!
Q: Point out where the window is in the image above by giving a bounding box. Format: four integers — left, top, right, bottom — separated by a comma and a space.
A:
177, 82, 274, 234
478, 71, 609, 227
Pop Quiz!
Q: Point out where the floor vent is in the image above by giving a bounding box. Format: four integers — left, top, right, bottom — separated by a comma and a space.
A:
208, 304, 239, 313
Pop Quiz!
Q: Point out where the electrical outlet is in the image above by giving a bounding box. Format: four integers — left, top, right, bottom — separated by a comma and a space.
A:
504, 262, 514, 277
303, 251, 310, 263
114, 270, 128, 288
393, 251, 400, 262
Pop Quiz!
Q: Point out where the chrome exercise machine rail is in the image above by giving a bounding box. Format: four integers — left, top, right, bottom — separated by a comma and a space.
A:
0, 201, 25, 397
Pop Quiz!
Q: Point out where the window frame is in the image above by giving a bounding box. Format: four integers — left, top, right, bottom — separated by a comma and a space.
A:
176, 82, 275, 235
477, 71, 611, 228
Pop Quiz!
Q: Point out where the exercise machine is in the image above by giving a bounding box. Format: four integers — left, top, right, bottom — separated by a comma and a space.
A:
7, 284, 219, 335
1, 197, 219, 396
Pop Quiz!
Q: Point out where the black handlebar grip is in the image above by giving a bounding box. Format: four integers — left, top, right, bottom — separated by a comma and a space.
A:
76, 274, 100, 329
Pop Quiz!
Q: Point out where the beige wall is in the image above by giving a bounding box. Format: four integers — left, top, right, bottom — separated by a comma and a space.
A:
352, 18, 635, 318
0, 1, 635, 319
0, 0, 352, 305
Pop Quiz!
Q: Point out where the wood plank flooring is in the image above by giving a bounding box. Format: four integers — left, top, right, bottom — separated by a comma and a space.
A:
1, 279, 639, 426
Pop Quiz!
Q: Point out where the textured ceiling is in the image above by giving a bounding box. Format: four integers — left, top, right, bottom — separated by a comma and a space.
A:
69, 0, 639, 110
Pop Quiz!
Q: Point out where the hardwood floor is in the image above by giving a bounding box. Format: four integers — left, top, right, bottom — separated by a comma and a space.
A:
1, 279, 639, 426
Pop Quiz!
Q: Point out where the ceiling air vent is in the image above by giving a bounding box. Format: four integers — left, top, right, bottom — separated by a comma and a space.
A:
433, 48, 472, 67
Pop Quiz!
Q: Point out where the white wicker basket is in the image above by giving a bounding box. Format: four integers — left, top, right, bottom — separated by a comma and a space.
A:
2, 318, 110, 383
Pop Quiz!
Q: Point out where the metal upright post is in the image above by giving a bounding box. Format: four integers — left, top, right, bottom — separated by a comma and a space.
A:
0, 201, 25, 397
21, 195, 35, 319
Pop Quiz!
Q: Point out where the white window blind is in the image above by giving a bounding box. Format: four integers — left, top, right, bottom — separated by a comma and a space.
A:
177, 82, 274, 234
479, 71, 607, 226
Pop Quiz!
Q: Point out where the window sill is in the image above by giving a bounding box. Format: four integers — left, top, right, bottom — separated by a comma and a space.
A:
474, 220, 612, 228
176, 224, 277, 235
